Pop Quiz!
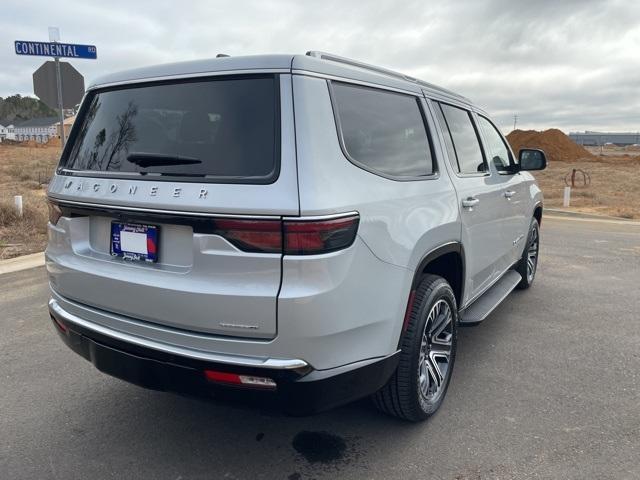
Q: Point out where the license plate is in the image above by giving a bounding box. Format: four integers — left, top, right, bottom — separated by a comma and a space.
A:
110, 222, 159, 263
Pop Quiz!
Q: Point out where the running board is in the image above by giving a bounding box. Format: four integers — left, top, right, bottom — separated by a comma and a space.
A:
459, 270, 522, 326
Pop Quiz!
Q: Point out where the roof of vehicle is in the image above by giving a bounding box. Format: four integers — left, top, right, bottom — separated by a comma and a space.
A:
88, 53, 472, 106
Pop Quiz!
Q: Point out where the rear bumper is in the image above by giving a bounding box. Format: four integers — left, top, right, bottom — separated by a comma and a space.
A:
49, 299, 399, 415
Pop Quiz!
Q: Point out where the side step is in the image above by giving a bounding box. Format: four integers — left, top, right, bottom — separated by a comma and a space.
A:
459, 270, 522, 326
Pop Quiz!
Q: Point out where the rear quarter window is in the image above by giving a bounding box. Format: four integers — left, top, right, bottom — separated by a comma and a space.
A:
330, 82, 434, 179
61, 75, 280, 184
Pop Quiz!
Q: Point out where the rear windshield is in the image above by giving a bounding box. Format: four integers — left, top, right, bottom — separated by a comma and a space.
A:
62, 75, 279, 183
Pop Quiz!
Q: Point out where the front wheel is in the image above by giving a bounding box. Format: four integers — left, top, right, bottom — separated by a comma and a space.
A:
373, 274, 458, 422
515, 218, 540, 289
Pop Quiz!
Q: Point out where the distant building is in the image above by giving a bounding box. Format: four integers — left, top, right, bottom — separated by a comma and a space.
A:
569, 131, 640, 146
0, 124, 16, 141
13, 117, 59, 143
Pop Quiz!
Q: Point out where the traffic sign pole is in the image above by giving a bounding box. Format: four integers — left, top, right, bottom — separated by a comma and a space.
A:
50, 28, 65, 148
54, 54, 65, 147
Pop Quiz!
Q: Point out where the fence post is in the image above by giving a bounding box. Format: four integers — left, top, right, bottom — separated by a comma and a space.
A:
14, 195, 24, 217
563, 187, 571, 207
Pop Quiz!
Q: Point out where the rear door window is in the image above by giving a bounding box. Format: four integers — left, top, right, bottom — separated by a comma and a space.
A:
331, 82, 434, 178
437, 103, 487, 175
62, 75, 280, 183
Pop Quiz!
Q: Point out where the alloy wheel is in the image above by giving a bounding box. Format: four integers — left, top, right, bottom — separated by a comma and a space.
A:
418, 299, 454, 405
527, 226, 539, 282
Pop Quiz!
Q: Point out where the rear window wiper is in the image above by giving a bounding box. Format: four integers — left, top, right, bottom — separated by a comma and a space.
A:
127, 152, 202, 167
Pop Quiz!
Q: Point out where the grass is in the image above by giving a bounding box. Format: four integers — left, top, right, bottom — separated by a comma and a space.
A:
533, 156, 640, 219
0, 143, 59, 259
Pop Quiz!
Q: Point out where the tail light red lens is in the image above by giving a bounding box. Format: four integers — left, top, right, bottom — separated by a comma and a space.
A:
213, 218, 282, 253
284, 215, 360, 255
213, 213, 359, 255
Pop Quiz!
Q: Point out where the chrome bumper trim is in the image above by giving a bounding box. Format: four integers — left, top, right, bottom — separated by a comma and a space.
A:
48, 298, 308, 370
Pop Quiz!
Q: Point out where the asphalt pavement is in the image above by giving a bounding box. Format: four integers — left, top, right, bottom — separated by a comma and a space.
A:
1, 216, 639, 479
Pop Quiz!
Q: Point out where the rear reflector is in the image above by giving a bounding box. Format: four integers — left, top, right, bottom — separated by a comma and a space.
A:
213, 213, 359, 255
204, 370, 277, 389
402, 290, 417, 332
284, 214, 359, 255
50, 314, 68, 333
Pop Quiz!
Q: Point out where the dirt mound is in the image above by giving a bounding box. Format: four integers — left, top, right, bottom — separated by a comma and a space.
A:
506, 129, 594, 162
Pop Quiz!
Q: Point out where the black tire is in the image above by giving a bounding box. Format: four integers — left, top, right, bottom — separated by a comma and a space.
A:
515, 218, 540, 290
373, 274, 458, 422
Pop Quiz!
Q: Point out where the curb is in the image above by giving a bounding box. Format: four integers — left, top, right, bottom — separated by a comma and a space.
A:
545, 208, 635, 222
0, 252, 45, 275
545, 213, 640, 226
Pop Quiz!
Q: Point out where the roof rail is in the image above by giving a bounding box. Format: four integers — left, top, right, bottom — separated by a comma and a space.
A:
306, 51, 420, 84
305, 51, 469, 103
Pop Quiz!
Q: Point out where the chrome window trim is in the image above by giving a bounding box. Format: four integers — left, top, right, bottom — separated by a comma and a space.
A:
48, 197, 361, 222
283, 211, 359, 221
47, 197, 282, 220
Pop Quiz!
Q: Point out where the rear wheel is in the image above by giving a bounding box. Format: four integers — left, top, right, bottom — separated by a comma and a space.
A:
373, 274, 458, 422
515, 218, 540, 289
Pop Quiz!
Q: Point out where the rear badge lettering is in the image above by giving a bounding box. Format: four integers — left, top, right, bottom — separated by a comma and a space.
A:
219, 323, 259, 330
56, 180, 218, 202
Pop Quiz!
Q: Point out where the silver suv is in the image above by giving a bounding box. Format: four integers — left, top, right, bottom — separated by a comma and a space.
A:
46, 52, 546, 421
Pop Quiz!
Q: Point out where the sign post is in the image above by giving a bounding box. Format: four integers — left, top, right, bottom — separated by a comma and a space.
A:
51, 28, 66, 146
14, 28, 97, 149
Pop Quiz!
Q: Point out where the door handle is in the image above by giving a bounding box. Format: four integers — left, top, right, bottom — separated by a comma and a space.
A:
462, 197, 480, 208
504, 190, 516, 199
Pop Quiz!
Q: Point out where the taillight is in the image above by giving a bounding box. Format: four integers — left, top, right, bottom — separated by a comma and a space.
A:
284, 214, 359, 255
213, 213, 359, 255
47, 200, 63, 225
213, 218, 282, 253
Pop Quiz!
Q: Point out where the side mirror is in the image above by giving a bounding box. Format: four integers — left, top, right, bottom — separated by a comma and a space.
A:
518, 148, 547, 171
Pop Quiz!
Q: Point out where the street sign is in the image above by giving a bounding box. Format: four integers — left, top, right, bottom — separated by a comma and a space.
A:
14, 29, 96, 148
33, 61, 84, 110
14, 40, 97, 59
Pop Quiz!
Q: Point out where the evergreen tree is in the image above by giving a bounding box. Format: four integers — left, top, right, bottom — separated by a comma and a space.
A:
0, 95, 57, 125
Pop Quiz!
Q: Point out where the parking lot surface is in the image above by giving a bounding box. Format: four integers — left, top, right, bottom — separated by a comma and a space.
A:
1, 216, 639, 479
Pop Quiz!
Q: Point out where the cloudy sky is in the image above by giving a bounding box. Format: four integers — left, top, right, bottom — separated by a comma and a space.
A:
2, 0, 639, 133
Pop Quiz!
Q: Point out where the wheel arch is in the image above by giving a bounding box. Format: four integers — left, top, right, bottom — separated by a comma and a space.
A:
397, 242, 465, 350
533, 202, 543, 227
411, 242, 465, 306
